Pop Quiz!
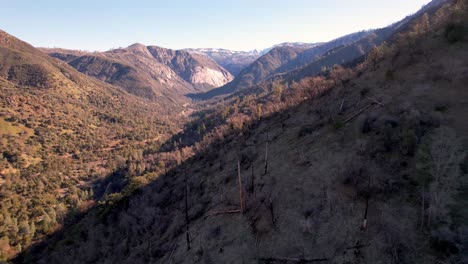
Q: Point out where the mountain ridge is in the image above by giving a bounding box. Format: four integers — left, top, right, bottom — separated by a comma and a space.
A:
194, 0, 450, 100
42, 44, 234, 102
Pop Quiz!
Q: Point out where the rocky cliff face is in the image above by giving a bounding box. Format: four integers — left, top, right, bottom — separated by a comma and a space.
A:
146, 46, 233, 90
190, 66, 232, 87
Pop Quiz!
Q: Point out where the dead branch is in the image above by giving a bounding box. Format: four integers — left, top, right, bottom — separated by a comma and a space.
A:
339, 99, 345, 113
345, 242, 370, 250
366, 96, 384, 106
168, 246, 176, 264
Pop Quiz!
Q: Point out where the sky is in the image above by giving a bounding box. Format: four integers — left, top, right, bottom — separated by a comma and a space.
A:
0, 0, 432, 51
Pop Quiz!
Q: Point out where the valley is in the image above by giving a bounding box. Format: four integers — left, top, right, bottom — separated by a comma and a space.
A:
0, 0, 467, 263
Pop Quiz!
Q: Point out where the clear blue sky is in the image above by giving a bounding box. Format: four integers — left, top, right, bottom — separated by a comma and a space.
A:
1, 0, 431, 51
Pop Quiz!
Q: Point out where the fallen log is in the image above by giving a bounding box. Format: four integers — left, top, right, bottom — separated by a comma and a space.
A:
204, 210, 241, 218
344, 104, 374, 124
258, 257, 328, 263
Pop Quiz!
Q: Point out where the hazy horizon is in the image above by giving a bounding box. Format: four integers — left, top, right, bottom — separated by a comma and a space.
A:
1, 0, 431, 52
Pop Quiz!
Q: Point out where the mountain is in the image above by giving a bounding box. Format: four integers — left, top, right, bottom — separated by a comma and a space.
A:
186, 43, 320, 76
17, 1, 468, 262
273, 31, 374, 74
279, 30, 390, 82
277, 0, 451, 82
196, 0, 450, 100
0, 30, 187, 260
42, 44, 233, 101
194, 31, 372, 99
194, 46, 309, 98
185, 48, 262, 76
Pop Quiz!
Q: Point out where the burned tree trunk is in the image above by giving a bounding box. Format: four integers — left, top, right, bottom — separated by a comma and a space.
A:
361, 174, 371, 231
420, 185, 425, 230
251, 162, 255, 196
184, 169, 191, 250
269, 197, 276, 228
238, 160, 245, 214
264, 132, 269, 175
362, 197, 369, 230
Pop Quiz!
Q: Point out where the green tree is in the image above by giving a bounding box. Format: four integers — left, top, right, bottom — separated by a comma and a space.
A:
272, 82, 284, 96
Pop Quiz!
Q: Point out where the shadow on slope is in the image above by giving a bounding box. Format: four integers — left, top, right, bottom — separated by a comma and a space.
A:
13, 3, 468, 262
15, 21, 468, 262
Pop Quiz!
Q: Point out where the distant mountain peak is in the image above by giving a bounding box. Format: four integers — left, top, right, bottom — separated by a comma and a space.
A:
127, 43, 146, 49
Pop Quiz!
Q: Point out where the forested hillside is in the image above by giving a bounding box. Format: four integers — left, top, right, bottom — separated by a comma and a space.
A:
0, 31, 195, 260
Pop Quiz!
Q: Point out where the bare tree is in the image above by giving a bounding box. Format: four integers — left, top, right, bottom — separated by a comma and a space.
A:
416, 127, 465, 227
264, 131, 269, 175
238, 160, 245, 214
184, 169, 191, 251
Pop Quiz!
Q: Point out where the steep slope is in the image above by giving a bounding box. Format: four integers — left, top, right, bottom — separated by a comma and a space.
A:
277, 0, 451, 82
278, 30, 392, 82
0, 30, 184, 260
67, 54, 160, 99
43, 44, 233, 101
275, 31, 373, 74
18, 1, 468, 263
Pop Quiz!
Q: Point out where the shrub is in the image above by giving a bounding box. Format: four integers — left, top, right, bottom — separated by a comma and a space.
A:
360, 87, 369, 97
298, 122, 324, 138
444, 24, 465, 43
434, 104, 448, 112
399, 129, 418, 156
298, 125, 315, 138
7, 64, 52, 88
385, 70, 395, 81
332, 120, 344, 130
